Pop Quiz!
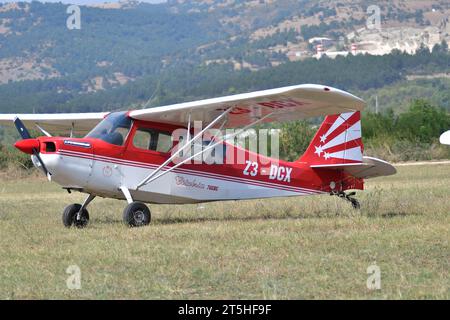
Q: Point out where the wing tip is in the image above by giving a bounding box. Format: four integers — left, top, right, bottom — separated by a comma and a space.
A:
296, 83, 366, 111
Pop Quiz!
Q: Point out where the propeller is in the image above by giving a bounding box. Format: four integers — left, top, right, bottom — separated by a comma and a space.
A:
13, 117, 52, 180
14, 116, 32, 140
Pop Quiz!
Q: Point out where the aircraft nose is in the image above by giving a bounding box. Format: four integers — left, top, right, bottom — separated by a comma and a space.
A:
14, 138, 40, 155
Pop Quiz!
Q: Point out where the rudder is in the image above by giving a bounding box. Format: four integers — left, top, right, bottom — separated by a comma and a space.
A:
298, 111, 363, 166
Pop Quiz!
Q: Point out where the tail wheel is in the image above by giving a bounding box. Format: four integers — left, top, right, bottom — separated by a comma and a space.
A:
331, 191, 361, 210
350, 198, 361, 210
62, 204, 90, 228
123, 202, 151, 227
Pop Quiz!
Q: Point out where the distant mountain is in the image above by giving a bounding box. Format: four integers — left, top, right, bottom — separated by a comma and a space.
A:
0, 0, 449, 114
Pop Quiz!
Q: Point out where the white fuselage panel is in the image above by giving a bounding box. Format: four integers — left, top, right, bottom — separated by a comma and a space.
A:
41, 153, 321, 204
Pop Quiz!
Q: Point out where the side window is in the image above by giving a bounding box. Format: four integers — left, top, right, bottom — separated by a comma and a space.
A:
132, 127, 172, 153
156, 132, 172, 153
133, 129, 152, 150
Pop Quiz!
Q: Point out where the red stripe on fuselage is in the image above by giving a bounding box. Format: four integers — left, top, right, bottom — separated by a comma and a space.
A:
57, 149, 323, 194
39, 134, 347, 194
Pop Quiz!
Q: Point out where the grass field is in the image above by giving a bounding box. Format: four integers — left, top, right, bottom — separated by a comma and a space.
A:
0, 164, 449, 299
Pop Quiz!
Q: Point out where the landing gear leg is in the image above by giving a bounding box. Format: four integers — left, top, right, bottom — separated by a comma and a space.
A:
77, 194, 96, 220
332, 191, 360, 210
62, 194, 95, 228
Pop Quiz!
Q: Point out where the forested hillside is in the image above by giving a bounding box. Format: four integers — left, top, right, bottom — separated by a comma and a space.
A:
0, 0, 449, 114
1, 44, 449, 114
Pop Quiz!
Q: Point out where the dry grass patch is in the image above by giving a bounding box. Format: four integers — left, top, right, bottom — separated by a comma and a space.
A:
0, 164, 448, 299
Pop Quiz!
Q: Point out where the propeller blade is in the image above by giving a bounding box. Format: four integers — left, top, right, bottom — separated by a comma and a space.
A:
32, 150, 50, 177
13, 117, 51, 178
14, 117, 32, 140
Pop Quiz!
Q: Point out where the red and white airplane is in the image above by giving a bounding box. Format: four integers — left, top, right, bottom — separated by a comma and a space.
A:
0, 84, 396, 228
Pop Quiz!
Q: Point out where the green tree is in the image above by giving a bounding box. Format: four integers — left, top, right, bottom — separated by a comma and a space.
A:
396, 100, 450, 143
279, 121, 316, 161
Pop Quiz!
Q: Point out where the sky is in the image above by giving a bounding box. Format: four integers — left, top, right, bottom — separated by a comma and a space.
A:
0, 0, 167, 4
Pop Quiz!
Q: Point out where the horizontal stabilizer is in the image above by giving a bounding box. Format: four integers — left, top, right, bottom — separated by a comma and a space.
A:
311, 156, 396, 179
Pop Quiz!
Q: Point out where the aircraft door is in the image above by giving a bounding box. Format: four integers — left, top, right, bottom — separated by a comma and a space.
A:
84, 112, 133, 194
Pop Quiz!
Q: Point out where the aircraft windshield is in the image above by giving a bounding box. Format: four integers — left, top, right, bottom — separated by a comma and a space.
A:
85, 112, 132, 146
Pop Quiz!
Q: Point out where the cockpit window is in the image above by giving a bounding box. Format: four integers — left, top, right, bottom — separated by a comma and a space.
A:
133, 127, 173, 153
85, 112, 132, 146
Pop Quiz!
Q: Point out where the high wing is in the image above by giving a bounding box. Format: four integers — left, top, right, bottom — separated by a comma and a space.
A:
0, 112, 108, 135
0, 84, 365, 135
129, 84, 365, 128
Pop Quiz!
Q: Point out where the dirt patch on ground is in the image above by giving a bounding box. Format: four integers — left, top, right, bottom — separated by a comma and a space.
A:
0, 2, 28, 13
0, 57, 60, 84
406, 73, 450, 80
82, 72, 134, 93
0, 18, 11, 35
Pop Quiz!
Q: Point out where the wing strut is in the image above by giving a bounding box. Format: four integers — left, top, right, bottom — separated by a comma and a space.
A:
35, 124, 52, 137
135, 112, 274, 189
135, 107, 234, 190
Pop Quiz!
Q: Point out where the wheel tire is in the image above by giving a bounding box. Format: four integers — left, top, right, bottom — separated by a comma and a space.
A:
62, 204, 90, 228
123, 202, 151, 227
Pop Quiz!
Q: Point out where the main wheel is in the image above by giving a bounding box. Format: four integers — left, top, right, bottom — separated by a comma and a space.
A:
62, 204, 90, 228
123, 202, 151, 227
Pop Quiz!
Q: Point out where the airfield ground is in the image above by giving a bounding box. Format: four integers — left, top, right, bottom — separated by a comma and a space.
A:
0, 163, 448, 299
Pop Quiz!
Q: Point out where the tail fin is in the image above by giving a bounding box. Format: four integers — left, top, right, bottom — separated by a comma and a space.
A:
299, 111, 363, 165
